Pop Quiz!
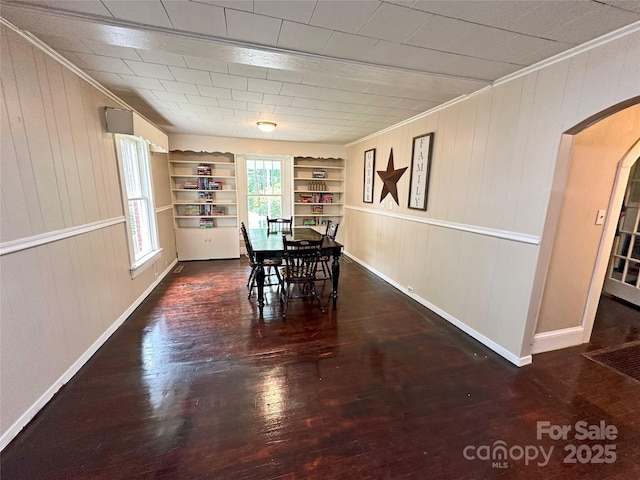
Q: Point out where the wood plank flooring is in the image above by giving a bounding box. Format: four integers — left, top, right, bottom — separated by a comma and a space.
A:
2, 259, 639, 479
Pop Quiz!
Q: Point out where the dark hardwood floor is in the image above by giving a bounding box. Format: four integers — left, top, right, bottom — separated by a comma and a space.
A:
2, 258, 639, 479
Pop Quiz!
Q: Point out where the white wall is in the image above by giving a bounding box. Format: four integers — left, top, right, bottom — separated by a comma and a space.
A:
344, 28, 640, 365
0, 25, 176, 448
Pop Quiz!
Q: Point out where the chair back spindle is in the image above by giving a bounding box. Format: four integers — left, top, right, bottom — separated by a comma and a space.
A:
325, 221, 339, 240
267, 217, 292, 234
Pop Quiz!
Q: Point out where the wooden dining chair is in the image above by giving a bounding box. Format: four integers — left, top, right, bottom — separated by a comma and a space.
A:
317, 221, 339, 280
267, 216, 292, 234
241, 223, 282, 298
280, 236, 325, 318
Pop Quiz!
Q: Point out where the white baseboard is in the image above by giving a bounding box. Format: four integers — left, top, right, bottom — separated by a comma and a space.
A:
344, 252, 532, 367
0, 258, 179, 451
530, 326, 585, 355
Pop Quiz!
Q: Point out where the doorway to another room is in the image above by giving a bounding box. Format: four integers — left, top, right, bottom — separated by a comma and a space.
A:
531, 101, 640, 356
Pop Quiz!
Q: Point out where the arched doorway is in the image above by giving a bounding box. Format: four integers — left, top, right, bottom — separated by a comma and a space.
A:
529, 99, 640, 354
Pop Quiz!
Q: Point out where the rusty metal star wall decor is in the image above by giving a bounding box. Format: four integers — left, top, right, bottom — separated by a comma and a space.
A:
376, 148, 407, 205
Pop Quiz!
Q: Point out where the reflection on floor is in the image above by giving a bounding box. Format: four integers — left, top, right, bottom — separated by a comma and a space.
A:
1, 260, 639, 479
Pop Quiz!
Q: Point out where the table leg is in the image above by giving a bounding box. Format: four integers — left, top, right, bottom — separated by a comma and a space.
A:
331, 254, 340, 308
256, 262, 265, 316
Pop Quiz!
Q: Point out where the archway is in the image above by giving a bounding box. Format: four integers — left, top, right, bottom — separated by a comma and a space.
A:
527, 98, 640, 355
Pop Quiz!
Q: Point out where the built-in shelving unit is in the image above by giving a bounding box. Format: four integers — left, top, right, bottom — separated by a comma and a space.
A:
169, 150, 239, 260
293, 157, 344, 230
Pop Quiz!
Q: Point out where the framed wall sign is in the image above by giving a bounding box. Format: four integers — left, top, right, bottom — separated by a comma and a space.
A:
363, 148, 376, 203
408, 133, 434, 211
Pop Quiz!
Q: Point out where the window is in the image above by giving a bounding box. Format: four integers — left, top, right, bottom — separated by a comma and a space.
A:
246, 157, 284, 228
115, 135, 160, 274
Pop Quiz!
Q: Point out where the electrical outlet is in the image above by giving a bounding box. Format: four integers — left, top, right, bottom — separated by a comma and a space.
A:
595, 209, 606, 225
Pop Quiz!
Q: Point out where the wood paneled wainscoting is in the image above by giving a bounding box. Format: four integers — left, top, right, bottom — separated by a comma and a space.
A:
1, 259, 639, 479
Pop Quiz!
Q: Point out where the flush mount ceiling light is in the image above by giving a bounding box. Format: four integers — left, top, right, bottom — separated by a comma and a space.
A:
257, 121, 277, 132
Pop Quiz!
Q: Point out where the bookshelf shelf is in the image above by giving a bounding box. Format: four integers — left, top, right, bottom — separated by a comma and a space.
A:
171, 175, 236, 179
169, 150, 239, 260
292, 157, 345, 229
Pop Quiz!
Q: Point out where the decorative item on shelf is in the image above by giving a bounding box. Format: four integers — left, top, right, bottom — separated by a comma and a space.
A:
408, 133, 434, 211
302, 218, 316, 226
300, 193, 313, 203
312, 169, 326, 179
320, 193, 333, 203
199, 218, 214, 228
312, 205, 324, 214
183, 181, 198, 189
209, 181, 223, 190
197, 164, 212, 176
307, 181, 327, 191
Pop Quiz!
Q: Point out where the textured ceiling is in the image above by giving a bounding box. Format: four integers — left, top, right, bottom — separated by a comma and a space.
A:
2, 0, 639, 144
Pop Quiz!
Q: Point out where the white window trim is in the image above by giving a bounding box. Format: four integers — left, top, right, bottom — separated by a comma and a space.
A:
239, 154, 293, 228
130, 248, 163, 278
114, 134, 162, 278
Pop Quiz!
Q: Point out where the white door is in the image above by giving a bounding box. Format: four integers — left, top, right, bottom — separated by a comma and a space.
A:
604, 159, 640, 306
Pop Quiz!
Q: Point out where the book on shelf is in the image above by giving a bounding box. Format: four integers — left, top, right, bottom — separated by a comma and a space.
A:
199, 218, 214, 228
210, 181, 223, 190
198, 191, 213, 202
196, 205, 226, 216
184, 205, 200, 216
299, 193, 313, 203
197, 164, 212, 176
320, 193, 333, 203
311, 205, 324, 213
302, 218, 316, 226
183, 181, 198, 189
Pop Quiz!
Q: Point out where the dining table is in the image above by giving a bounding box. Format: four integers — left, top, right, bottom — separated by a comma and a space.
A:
248, 227, 344, 316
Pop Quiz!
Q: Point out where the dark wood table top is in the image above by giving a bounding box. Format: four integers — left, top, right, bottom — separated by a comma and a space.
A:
249, 227, 342, 255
